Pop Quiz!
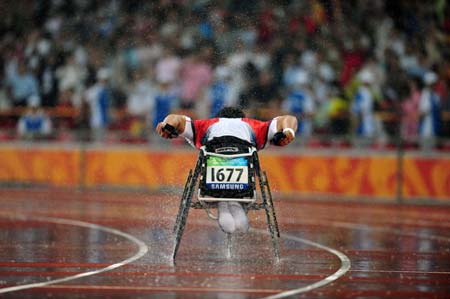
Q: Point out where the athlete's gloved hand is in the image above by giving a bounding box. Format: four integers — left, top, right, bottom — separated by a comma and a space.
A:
156, 122, 179, 139
271, 128, 295, 146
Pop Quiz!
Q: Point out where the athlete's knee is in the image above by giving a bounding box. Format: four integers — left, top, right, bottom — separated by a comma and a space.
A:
218, 202, 236, 233
234, 215, 249, 233
229, 202, 249, 233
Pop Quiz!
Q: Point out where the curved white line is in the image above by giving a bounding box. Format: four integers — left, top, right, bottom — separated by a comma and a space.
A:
0, 215, 350, 297
193, 220, 351, 298
258, 231, 351, 299
0, 215, 148, 294
265, 217, 450, 298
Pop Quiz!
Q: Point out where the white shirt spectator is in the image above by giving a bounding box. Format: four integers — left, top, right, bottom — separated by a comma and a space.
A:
352, 85, 375, 137
419, 72, 441, 138
419, 87, 440, 138
156, 54, 181, 84
127, 79, 156, 116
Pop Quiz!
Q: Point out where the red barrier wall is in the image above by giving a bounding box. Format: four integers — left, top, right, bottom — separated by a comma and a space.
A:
0, 145, 449, 200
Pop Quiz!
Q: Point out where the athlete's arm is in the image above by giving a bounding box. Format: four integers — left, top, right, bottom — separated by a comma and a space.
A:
274, 115, 298, 146
156, 114, 187, 139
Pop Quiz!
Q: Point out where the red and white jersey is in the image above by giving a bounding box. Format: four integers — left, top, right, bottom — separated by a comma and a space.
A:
181, 117, 279, 150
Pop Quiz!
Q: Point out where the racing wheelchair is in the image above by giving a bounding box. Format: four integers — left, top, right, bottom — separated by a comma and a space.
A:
167, 124, 283, 261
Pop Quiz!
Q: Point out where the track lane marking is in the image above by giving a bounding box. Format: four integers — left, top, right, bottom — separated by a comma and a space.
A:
257, 230, 351, 299
185, 220, 352, 299
0, 215, 148, 294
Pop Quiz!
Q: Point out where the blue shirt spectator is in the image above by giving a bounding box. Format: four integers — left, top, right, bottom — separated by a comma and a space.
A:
85, 69, 111, 131
153, 82, 177, 129
6, 62, 39, 106
209, 80, 229, 118
282, 71, 315, 136
419, 72, 441, 138
209, 66, 232, 118
17, 96, 52, 138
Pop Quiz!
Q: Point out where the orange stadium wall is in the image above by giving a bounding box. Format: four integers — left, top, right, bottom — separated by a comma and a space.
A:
0, 145, 449, 201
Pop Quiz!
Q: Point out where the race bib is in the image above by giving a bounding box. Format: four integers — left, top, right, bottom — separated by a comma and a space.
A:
205, 156, 249, 190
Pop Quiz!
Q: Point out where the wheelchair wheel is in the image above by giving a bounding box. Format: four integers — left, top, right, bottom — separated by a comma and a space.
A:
264, 171, 280, 238
173, 169, 193, 233
254, 154, 280, 260
172, 153, 204, 261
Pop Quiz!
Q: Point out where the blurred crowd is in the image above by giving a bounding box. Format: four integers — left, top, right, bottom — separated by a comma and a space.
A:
0, 0, 449, 148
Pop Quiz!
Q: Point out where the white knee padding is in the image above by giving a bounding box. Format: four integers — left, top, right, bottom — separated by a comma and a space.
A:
229, 202, 249, 233
218, 202, 236, 233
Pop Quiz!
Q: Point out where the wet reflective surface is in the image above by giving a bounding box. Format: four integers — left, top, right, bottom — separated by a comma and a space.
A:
1, 189, 450, 298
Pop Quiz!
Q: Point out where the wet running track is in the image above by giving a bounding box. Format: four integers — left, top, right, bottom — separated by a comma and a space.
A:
0, 188, 449, 298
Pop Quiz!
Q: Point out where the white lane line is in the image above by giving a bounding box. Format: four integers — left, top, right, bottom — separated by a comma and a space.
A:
259, 213, 450, 299
192, 220, 351, 299
258, 231, 351, 299
1, 215, 351, 297
0, 215, 148, 294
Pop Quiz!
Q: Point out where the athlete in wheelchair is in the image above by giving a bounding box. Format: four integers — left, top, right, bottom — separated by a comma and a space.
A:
156, 107, 297, 260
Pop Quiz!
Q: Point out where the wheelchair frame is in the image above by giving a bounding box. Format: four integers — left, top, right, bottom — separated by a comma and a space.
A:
172, 146, 280, 261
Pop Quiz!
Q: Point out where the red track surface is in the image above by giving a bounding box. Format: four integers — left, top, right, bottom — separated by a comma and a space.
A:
1, 188, 450, 298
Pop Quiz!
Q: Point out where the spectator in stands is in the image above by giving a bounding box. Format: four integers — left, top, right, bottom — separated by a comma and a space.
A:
126, 69, 155, 119
352, 71, 377, 144
402, 77, 421, 142
339, 37, 366, 87
226, 39, 253, 107
208, 65, 232, 118
6, 61, 39, 107
242, 69, 279, 118
56, 54, 87, 105
357, 55, 385, 98
179, 49, 213, 113
313, 55, 336, 105
442, 92, 450, 139
0, 0, 448, 150
378, 88, 400, 143
38, 54, 59, 107
282, 70, 315, 137
17, 95, 52, 139
328, 86, 350, 136
418, 72, 441, 149
126, 69, 156, 139
155, 46, 181, 90
282, 52, 305, 91
152, 80, 178, 130
85, 68, 111, 141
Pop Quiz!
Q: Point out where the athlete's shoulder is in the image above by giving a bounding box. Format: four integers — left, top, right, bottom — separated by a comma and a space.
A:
241, 118, 270, 125
194, 118, 220, 127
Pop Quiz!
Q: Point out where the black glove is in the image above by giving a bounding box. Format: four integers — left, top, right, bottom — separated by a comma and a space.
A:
163, 123, 179, 138
271, 131, 286, 146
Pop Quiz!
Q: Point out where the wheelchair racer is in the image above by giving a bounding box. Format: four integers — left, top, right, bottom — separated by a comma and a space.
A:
156, 107, 298, 233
